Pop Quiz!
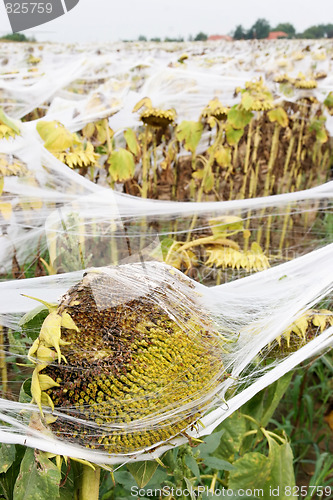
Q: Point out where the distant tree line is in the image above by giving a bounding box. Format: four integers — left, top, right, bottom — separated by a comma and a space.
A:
0, 33, 35, 42
136, 19, 333, 43
233, 19, 333, 39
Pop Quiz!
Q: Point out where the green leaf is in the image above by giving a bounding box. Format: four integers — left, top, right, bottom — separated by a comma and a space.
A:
108, 148, 135, 182
185, 455, 201, 482
229, 436, 295, 500
228, 452, 271, 496
203, 170, 214, 193
0, 445, 25, 500
124, 128, 140, 156
203, 456, 234, 471
227, 107, 253, 129
126, 460, 159, 488
198, 429, 225, 457
225, 124, 244, 146
113, 470, 137, 490
266, 436, 295, 498
175, 121, 203, 154
19, 379, 32, 404
19, 305, 49, 341
13, 448, 61, 500
324, 91, 333, 110
260, 373, 293, 427
184, 478, 196, 500
0, 444, 16, 473
214, 412, 247, 461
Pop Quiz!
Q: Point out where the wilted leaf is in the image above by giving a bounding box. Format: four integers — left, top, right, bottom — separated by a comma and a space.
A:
225, 124, 244, 145
37, 121, 74, 152
241, 92, 255, 111
176, 121, 203, 153
268, 107, 289, 127
108, 148, 135, 182
127, 460, 159, 488
0, 108, 20, 135
132, 97, 152, 113
209, 216, 244, 237
227, 106, 253, 129
214, 146, 232, 167
203, 171, 214, 193
124, 128, 140, 156
0, 201, 12, 220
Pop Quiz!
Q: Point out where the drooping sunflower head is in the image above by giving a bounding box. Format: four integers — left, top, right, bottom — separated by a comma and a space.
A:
292, 73, 318, 89
0, 154, 28, 177
201, 97, 229, 124
133, 97, 177, 128
29, 263, 226, 455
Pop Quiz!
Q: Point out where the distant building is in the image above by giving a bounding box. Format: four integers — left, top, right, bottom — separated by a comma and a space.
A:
267, 31, 288, 40
208, 35, 233, 41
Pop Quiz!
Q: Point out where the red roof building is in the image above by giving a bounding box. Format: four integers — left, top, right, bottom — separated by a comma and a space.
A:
267, 31, 288, 40
208, 35, 233, 41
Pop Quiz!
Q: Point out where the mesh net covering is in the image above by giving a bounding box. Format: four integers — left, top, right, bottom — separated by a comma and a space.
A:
0, 39, 332, 465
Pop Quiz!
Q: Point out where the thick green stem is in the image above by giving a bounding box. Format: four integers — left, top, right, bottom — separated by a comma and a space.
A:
79, 465, 100, 500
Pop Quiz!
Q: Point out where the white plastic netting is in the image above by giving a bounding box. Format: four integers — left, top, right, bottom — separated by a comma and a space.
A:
0, 39, 332, 465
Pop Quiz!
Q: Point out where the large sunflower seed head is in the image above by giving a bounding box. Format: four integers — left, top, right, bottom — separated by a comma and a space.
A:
38, 262, 225, 454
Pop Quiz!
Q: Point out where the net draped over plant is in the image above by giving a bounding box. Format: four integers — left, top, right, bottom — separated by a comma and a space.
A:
0, 38, 332, 467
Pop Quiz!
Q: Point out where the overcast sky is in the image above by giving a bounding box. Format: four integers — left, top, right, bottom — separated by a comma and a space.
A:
0, 0, 331, 42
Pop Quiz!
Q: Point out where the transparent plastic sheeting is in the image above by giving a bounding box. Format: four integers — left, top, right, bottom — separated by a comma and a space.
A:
0, 246, 332, 465
0, 136, 333, 274
0, 39, 332, 130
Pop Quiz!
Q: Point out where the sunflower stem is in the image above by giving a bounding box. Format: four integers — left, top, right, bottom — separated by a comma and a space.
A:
0, 326, 7, 395
79, 464, 100, 500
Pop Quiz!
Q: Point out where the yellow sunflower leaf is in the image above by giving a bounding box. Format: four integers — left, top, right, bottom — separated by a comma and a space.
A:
214, 146, 232, 167
31, 368, 43, 414
132, 97, 152, 113
268, 107, 289, 128
312, 314, 327, 332
175, 121, 203, 154
39, 312, 62, 363
61, 312, 79, 331
124, 128, 140, 156
38, 374, 60, 391
108, 148, 135, 182
0, 201, 12, 220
